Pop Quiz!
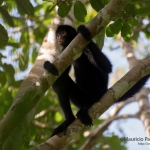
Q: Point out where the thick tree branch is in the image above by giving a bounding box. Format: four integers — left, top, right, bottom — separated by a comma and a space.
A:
0, 0, 132, 148
29, 58, 150, 150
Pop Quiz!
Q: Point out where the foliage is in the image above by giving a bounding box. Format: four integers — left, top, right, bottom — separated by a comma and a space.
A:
0, 0, 54, 85
0, 0, 150, 149
0, 0, 150, 49
98, 134, 126, 150
0, 0, 55, 148
43, 0, 150, 42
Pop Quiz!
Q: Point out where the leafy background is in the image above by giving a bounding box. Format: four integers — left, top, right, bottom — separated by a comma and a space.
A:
0, 0, 150, 149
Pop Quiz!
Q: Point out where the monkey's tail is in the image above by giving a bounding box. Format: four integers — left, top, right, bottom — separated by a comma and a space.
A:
117, 75, 150, 102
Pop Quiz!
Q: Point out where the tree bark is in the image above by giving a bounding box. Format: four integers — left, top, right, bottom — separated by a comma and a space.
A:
1, 13, 64, 150
0, 0, 139, 149
120, 36, 150, 141
28, 57, 150, 150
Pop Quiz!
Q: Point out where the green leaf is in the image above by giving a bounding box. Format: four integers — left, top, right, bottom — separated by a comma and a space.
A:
3, 63, 15, 75
33, 26, 48, 44
110, 21, 122, 34
43, 0, 55, 2
106, 26, 114, 37
131, 0, 139, 2
0, 71, 6, 86
90, 0, 110, 12
58, 1, 72, 17
7, 42, 20, 48
47, 4, 56, 13
32, 47, 38, 63
144, 28, 150, 39
0, 0, 4, 6
127, 18, 138, 26
0, 24, 8, 48
95, 28, 105, 49
125, 4, 136, 17
55, 112, 63, 122
106, 20, 122, 37
15, 0, 34, 15
0, 7, 14, 27
135, 6, 150, 16
19, 53, 29, 71
121, 23, 132, 42
74, 1, 87, 22
89, 0, 103, 12
0, 53, 6, 60
3, 63, 15, 86
20, 31, 29, 43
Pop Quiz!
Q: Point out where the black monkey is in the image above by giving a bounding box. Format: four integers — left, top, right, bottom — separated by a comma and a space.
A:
44, 25, 150, 137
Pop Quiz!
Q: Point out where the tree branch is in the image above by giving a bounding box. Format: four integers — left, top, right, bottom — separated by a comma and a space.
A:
0, 0, 132, 148
79, 114, 139, 150
132, 22, 150, 37
109, 97, 136, 117
29, 58, 150, 150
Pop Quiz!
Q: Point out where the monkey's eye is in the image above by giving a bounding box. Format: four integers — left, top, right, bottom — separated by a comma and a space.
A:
56, 34, 60, 39
60, 31, 66, 37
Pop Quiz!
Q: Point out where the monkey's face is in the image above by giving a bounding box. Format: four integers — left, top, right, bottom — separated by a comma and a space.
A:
56, 25, 77, 48
56, 31, 71, 47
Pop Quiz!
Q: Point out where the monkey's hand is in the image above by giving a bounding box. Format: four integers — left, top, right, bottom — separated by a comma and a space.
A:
44, 61, 59, 76
77, 25, 92, 41
76, 106, 93, 126
51, 116, 76, 137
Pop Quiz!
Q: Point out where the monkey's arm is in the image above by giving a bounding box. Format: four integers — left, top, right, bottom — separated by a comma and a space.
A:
77, 25, 112, 73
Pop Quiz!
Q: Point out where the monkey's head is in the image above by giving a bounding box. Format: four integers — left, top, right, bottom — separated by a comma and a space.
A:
56, 25, 77, 47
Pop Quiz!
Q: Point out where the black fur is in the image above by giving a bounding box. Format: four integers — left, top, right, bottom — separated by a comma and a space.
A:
44, 25, 149, 137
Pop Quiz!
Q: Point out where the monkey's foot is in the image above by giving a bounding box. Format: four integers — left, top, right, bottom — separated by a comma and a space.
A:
76, 107, 93, 126
51, 116, 75, 137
